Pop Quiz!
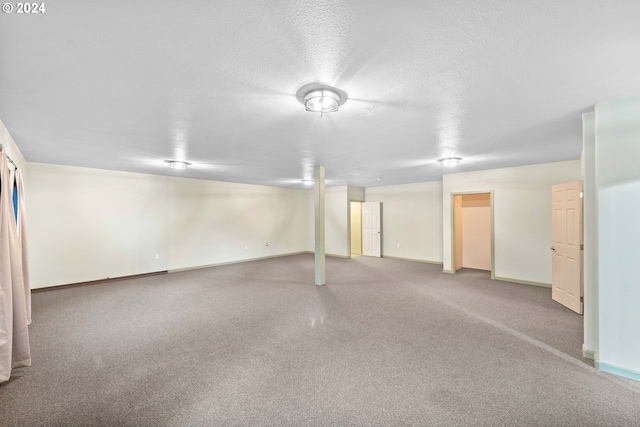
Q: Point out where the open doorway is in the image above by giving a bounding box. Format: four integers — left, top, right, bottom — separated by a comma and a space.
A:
350, 201, 362, 256
452, 193, 493, 274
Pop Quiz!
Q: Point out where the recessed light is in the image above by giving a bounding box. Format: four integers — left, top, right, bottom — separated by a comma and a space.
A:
164, 160, 191, 170
377, 178, 381, 181
438, 157, 462, 167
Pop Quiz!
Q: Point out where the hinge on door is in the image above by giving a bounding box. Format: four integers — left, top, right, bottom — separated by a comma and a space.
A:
580, 244, 584, 250
580, 297, 584, 302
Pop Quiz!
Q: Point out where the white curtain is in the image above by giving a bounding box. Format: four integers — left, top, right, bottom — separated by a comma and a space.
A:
0, 151, 31, 383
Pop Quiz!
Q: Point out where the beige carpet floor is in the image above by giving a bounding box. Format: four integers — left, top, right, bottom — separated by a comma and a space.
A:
1, 254, 639, 426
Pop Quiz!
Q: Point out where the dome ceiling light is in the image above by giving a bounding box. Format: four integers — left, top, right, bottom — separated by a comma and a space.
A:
165, 160, 191, 170
438, 157, 462, 167
304, 89, 340, 113
296, 83, 347, 115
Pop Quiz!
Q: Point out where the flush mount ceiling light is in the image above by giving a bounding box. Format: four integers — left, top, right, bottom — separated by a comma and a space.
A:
301, 179, 315, 185
164, 160, 191, 170
296, 83, 347, 114
438, 157, 462, 167
304, 89, 340, 113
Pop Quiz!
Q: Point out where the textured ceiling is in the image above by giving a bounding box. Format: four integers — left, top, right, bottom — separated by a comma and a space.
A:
1, 1, 640, 188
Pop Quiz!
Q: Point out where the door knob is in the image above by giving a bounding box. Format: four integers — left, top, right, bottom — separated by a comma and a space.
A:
550, 247, 556, 251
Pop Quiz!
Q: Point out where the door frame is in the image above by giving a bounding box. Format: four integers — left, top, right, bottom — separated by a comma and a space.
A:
450, 191, 495, 278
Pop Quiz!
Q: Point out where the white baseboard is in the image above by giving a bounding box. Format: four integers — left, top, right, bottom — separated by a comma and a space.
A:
169, 251, 309, 273
328, 254, 350, 259
381, 255, 443, 265
303, 251, 349, 259
582, 344, 597, 361
599, 361, 640, 382
493, 276, 551, 288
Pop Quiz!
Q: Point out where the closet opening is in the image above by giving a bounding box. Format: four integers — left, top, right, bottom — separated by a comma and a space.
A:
452, 192, 493, 275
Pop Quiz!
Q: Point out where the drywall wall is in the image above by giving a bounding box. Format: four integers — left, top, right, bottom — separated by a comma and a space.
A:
595, 96, 640, 379
167, 176, 309, 271
461, 194, 491, 271
26, 163, 309, 288
0, 119, 26, 172
325, 186, 349, 257
305, 185, 364, 258
443, 161, 580, 284
365, 181, 442, 262
26, 163, 170, 287
347, 186, 365, 203
581, 111, 598, 359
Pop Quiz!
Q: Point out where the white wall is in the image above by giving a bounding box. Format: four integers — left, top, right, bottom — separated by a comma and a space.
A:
26, 163, 309, 288
365, 181, 442, 263
167, 176, 309, 270
347, 186, 365, 203
27, 164, 169, 287
325, 186, 349, 257
307, 185, 362, 258
581, 111, 598, 358
595, 96, 640, 379
0, 119, 26, 172
443, 161, 581, 284
304, 185, 364, 258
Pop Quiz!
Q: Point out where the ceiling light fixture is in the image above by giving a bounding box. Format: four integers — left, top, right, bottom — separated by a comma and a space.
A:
165, 160, 191, 170
438, 157, 462, 167
304, 89, 340, 113
296, 83, 347, 115
301, 179, 315, 185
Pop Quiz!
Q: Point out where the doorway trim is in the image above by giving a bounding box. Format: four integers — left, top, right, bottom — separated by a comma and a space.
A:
449, 191, 495, 278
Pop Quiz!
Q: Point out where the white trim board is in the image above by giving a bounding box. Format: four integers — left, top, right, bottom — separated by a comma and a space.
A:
599, 362, 640, 382
381, 255, 443, 265
493, 276, 552, 288
169, 251, 309, 273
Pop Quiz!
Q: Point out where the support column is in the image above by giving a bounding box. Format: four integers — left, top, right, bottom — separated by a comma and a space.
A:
314, 166, 326, 286
595, 96, 640, 380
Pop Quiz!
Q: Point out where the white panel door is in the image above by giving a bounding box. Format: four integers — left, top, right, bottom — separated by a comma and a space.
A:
551, 181, 583, 314
362, 202, 381, 257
